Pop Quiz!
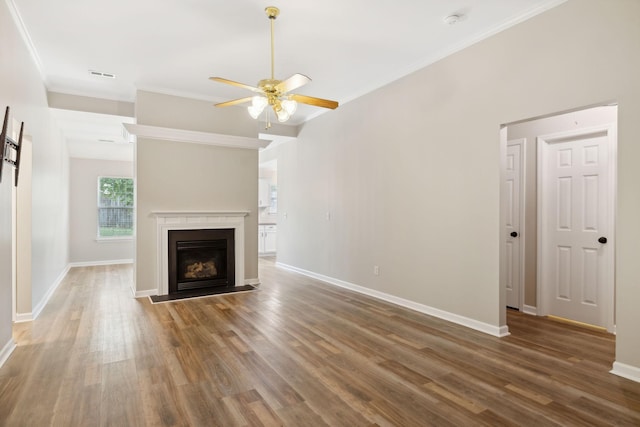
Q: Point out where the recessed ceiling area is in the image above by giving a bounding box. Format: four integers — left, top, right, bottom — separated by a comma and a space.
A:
8, 0, 566, 159
51, 109, 135, 161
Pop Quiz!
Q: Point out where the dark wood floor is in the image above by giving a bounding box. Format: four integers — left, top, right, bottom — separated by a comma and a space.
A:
1, 258, 639, 426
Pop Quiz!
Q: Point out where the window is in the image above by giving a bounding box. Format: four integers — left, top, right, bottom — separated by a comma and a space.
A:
98, 177, 134, 238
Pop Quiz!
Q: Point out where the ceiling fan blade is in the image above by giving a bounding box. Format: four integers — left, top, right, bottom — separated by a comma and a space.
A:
215, 97, 253, 107
276, 74, 311, 94
209, 77, 260, 92
290, 94, 339, 110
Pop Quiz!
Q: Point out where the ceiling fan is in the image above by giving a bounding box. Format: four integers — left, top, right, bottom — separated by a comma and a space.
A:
209, 6, 338, 127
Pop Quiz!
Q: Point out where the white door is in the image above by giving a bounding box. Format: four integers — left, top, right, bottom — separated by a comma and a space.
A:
539, 125, 615, 331
258, 225, 265, 253
259, 179, 270, 207
264, 225, 277, 253
505, 141, 523, 309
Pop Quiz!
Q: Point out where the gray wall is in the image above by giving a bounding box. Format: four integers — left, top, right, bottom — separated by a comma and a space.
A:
268, 0, 640, 369
134, 91, 259, 294
0, 1, 69, 352
508, 106, 617, 308
69, 158, 134, 264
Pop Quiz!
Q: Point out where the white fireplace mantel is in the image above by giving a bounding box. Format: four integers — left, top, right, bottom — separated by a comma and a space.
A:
152, 211, 249, 296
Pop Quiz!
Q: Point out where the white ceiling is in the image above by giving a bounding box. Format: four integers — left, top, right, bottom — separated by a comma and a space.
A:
9, 0, 565, 159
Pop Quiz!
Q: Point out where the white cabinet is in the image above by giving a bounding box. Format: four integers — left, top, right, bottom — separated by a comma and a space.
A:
258, 224, 277, 254
259, 179, 270, 207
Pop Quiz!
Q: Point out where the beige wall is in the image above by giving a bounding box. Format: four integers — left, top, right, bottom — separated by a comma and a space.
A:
31, 121, 69, 314
269, 0, 640, 368
0, 141, 12, 351
48, 92, 134, 117
135, 91, 259, 294
69, 158, 134, 264
0, 1, 69, 351
15, 137, 32, 317
507, 105, 617, 308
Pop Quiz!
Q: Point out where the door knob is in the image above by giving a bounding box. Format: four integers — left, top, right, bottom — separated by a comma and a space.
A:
510, 231, 518, 238
598, 237, 607, 244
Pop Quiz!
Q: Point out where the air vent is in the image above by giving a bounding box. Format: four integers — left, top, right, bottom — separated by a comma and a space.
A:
443, 14, 463, 25
89, 70, 116, 79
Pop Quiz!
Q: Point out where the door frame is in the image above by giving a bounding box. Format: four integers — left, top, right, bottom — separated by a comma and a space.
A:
506, 138, 526, 311
11, 171, 16, 322
536, 123, 617, 332
11, 135, 32, 323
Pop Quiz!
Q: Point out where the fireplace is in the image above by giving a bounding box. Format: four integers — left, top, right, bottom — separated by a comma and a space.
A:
168, 228, 235, 294
152, 211, 249, 298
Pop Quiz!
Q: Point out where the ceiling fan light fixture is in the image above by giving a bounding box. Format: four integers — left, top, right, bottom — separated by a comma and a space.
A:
282, 99, 297, 116
251, 95, 268, 108
275, 108, 291, 123
248, 105, 263, 119
248, 95, 268, 118
248, 105, 264, 119
272, 100, 290, 122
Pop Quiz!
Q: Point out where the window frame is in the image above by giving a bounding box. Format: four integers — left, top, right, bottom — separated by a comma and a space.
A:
96, 175, 135, 241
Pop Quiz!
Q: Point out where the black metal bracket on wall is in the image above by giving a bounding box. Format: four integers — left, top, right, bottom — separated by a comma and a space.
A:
0, 106, 24, 186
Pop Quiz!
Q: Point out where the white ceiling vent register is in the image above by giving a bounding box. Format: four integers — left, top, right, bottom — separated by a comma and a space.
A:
88, 70, 116, 79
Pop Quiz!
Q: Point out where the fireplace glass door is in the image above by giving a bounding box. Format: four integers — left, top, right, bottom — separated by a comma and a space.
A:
168, 228, 235, 293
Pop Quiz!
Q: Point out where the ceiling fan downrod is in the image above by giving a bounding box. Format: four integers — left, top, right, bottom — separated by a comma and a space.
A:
265, 6, 279, 81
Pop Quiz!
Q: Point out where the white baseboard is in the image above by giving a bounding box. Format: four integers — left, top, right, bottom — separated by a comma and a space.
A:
0, 338, 16, 368
276, 262, 509, 338
14, 312, 33, 323
610, 361, 640, 383
68, 259, 133, 268
133, 289, 157, 299
31, 264, 71, 321
245, 278, 261, 286
523, 304, 538, 315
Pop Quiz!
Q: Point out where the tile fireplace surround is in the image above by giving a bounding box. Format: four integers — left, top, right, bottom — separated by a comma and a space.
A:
152, 211, 248, 296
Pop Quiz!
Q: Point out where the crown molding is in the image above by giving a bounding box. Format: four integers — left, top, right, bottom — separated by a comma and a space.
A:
5, 0, 46, 83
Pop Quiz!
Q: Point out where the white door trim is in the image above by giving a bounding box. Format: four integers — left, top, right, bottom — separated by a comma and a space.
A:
507, 138, 526, 311
11, 171, 16, 323
536, 124, 616, 332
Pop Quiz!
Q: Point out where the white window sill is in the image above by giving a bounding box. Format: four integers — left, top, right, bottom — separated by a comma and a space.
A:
96, 236, 134, 243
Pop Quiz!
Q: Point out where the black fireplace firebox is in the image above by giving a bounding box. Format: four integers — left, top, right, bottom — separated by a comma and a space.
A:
168, 228, 235, 294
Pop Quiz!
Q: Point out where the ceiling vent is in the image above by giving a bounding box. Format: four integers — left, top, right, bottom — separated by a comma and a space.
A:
443, 14, 463, 25
89, 70, 116, 79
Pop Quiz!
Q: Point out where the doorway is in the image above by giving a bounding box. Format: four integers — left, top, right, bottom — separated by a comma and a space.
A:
505, 139, 525, 310
258, 159, 278, 256
501, 105, 617, 332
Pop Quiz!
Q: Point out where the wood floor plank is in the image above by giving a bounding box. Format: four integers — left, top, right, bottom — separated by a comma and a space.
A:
1, 259, 639, 426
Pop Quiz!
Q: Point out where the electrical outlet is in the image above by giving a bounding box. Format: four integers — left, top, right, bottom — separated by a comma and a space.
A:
373, 265, 379, 276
